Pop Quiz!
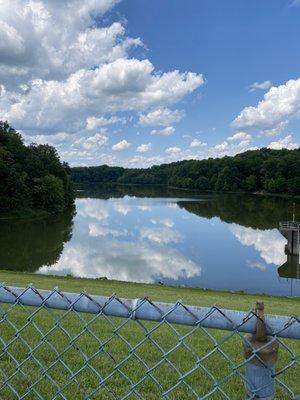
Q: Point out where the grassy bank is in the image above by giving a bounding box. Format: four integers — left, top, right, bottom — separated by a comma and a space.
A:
0, 271, 299, 399
0, 270, 299, 314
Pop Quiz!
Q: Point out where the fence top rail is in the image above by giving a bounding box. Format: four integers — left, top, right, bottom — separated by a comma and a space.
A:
0, 285, 299, 340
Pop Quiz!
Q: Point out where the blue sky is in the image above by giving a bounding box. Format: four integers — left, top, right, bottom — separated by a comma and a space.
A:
0, 0, 299, 166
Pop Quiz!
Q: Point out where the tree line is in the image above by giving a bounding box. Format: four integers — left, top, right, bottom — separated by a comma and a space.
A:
0, 122, 74, 215
72, 147, 300, 195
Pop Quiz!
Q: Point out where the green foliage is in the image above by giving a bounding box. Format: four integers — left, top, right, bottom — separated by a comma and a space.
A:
194, 176, 211, 191
71, 165, 125, 185
0, 121, 74, 214
34, 175, 65, 213
71, 147, 300, 195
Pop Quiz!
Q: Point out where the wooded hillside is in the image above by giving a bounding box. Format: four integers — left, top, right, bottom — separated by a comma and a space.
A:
71, 148, 300, 195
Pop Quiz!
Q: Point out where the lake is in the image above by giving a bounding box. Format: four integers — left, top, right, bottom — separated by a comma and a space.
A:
1, 186, 299, 297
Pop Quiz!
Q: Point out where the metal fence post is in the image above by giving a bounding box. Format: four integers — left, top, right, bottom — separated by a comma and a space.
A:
243, 301, 279, 400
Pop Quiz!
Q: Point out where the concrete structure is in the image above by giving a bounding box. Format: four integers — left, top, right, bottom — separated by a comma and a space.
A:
279, 221, 300, 255
278, 221, 300, 296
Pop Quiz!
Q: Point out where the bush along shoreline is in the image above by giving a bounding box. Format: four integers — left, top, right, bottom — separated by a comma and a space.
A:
0, 121, 75, 217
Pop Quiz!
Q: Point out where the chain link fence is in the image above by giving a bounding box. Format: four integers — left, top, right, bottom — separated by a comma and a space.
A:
0, 284, 298, 399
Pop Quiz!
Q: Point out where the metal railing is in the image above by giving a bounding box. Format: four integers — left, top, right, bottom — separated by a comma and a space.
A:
280, 221, 300, 230
0, 285, 299, 399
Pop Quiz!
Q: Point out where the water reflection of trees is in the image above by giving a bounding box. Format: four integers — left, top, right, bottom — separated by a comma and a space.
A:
178, 195, 300, 281
75, 184, 201, 200
0, 211, 74, 272
178, 195, 299, 230
77, 185, 299, 230
278, 255, 300, 280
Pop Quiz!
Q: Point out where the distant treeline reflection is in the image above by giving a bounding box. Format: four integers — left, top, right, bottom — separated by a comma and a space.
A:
178, 196, 298, 230
77, 185, 299, 230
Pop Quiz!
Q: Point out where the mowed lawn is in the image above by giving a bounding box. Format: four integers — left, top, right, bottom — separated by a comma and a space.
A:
0, 271, 299, 399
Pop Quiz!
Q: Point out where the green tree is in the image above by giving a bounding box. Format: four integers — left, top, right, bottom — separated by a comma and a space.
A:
34, 175, 65, 213
195, 176, 211, 191
242, 175, 257, 192
0, 121, 74, 215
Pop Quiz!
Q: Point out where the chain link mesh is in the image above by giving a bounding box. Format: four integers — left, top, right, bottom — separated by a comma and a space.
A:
0, 285, 298, 399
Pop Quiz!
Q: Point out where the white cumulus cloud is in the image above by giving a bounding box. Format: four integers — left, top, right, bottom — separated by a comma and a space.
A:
228, 132, 252, 142
139, 108, 184, 126
268, 135, 298, 150
74, 131, 108, 150
0, 0, 204, 166
0, 59, 202, 133
0, 0, 127, 86
212, 131, 253, 158
136, 143, 152, 153
112, 139, 130, 151
150, 126, 175, 136
232, 79, 300, 131
190, 138, 207, 148
165, 146, 181, 154
86, 115, 125, 130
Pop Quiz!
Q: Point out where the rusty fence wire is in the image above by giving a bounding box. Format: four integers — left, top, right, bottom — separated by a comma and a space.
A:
0, 284, 298, 399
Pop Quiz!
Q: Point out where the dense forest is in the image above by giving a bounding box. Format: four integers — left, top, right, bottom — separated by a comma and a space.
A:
0, 122, 74, 215
72, 147, 300, 195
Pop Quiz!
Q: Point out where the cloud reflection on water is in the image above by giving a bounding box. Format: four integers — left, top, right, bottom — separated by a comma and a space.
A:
140, 227, 182, 244
38, 197, 200, 283
38, 239, 199, 282
89, 223, 128, 238
151, 218, 174, 228
33, 194, 298, 296
230, 224, 286, 266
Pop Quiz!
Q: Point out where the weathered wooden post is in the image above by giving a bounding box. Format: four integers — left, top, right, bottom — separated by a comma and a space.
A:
243, 301, 279, 399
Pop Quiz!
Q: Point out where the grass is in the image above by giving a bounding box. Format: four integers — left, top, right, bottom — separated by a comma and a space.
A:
0, 270, 299, 399
0, 270, 299, 314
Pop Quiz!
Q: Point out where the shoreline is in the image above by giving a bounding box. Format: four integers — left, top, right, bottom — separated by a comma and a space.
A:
77, 182, 300, 199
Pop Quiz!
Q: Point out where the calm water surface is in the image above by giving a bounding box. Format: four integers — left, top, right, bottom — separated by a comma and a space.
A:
1, 187, 299, 297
